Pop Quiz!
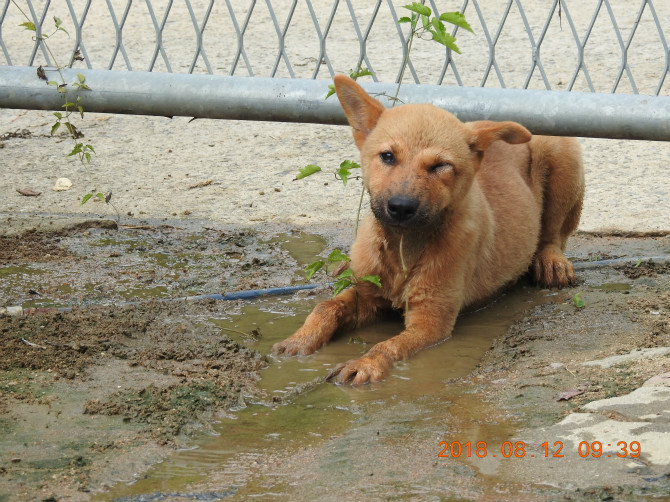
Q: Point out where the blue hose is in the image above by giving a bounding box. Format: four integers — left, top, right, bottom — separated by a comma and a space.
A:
182, 283, 321, 302
5, 255, 669, 316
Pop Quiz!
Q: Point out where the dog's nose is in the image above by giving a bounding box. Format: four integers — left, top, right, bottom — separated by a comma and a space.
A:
387, 196, 419, 223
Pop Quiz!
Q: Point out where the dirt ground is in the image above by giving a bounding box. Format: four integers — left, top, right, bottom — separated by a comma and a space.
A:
0, 217, 669, 501
0, 218, 316, 500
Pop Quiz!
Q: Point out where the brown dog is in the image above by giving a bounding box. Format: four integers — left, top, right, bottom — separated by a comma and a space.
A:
272, 75, 584, 385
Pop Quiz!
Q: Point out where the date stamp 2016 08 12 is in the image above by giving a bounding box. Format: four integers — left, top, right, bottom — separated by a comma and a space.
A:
438, 441, 641, 459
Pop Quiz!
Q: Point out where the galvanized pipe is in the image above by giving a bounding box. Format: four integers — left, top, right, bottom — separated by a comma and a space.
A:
1, 66, 669, 141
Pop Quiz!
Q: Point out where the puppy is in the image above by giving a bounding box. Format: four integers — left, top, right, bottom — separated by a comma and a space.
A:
273, 75, 584, 385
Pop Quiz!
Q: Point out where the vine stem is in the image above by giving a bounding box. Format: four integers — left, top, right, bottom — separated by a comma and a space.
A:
395, 14, 419, 318
11, 1, 120, 219
393, 18, 417, 107
355, 11, 420, 236
354, 182, 366, 237
399, 233, 409, 315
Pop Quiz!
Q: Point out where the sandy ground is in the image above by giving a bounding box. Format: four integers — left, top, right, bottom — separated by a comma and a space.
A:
1, 111, 669, 234
1, 0, 669, 233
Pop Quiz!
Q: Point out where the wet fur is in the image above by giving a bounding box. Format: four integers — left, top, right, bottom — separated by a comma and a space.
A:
272, 75, 585, 385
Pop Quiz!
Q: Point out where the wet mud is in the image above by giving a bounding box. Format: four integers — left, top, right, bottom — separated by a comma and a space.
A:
0, 219, 669, 501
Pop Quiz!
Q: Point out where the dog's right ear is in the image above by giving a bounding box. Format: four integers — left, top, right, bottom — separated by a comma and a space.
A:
334, 75, 386, 149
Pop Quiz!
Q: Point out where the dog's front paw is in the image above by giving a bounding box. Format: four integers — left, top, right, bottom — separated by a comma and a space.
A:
533, 248, 576, 288
272, 332, 323, 356
325, 353, 392, 385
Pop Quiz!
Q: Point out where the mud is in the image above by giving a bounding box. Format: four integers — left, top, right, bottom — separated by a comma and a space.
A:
0, 219, 311, 500
1, 219, 669, 501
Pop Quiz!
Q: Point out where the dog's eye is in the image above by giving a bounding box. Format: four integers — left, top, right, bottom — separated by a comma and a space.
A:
430, 162, 454, 173
379, 151, 396, 165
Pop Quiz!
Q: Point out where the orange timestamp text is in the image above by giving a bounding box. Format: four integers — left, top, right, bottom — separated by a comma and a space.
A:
438, 441, 641, 459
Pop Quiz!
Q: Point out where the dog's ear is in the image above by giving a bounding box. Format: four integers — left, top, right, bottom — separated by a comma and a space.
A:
468, 121, 532, 153
334, 75, 386, 149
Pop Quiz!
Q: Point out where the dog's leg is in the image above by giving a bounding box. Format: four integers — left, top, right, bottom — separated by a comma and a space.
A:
272, 282, 385, 356
532, 136, 585, 287
327, 297, 459, 385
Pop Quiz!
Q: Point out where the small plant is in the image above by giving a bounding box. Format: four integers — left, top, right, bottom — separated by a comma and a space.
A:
297, 2, 472, 298
394, 2, 472, 101
325, 67, 374, 100
295, 159, 361, 186
398, 3, 472, 53
306, 249, 381, 297
14, 2, 117, 217
572, 293, 586, 309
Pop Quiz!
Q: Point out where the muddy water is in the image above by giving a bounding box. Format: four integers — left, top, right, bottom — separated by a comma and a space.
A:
99, 282, 556, 500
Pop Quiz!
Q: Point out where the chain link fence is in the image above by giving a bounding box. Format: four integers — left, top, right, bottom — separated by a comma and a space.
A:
1, 1, 670, 139
2, 0, 668, 93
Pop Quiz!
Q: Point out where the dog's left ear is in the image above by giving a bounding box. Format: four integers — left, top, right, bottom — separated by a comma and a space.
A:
334, 75, 386, 149
468, 121, 532, 153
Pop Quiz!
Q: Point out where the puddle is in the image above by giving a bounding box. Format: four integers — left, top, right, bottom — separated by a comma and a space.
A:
594, 282, 632, 292
269, 232, 327, 269
0, 264, 45, 277
98, 282, 556, 500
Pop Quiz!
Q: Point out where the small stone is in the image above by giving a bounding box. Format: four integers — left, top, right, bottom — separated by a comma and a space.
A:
53, 178, 72, 191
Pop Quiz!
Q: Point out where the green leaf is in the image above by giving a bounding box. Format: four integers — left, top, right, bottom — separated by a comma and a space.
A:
440, 11, 474, 33
295, 164, 322, 180
336, 268, 354, 279
421, 14, 431, 31
349, 67, 373, 80
85, 152, 91, 163
20, 21, 36, 32
77, 72, 86, 84
47, 80, 59, 87
81, 193, 93, 205
305, 260, 325, 280
325, 83, 336, 100
62, 101, 75, 109
96, 192, 105, 200
85, 144, 95, 153
54, 18, 69, 36
332, 277, 353, 297
360, 275, 382, 288
67, 142, 82, 156
50, 122, 60, 136
572, 293, 586, 309
53, 111, 63, 119
328, 249, 350, 263
77, 105, 84, 118
64, 123, 78, 137
429, 18, 461, 53
397, 16, 412, 23
403, 3, 431, 17
336, 159, 360, 186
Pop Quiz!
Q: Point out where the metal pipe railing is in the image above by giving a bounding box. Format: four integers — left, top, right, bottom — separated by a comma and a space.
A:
1, 66, 669, 141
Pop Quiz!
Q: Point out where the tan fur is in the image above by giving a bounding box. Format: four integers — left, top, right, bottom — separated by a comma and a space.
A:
272, 75, 585, 385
